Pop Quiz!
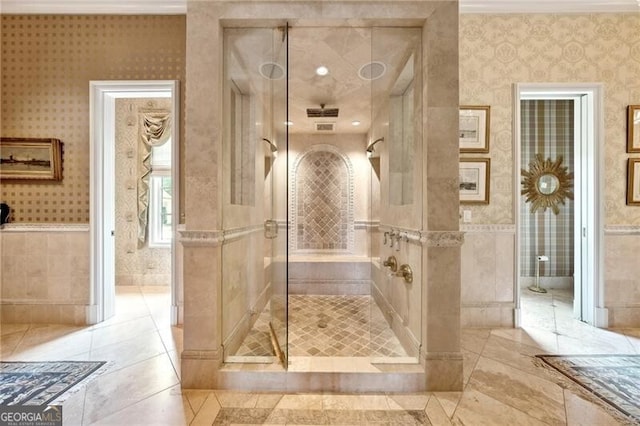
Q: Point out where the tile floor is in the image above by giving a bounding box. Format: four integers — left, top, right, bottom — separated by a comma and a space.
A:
1, 286, 639, 425
233, 295, 407, 358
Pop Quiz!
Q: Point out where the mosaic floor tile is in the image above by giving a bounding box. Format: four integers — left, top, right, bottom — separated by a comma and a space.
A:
230, 295, 407, 358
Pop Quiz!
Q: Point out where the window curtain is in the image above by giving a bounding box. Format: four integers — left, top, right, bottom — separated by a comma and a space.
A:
137, 109, 171, 246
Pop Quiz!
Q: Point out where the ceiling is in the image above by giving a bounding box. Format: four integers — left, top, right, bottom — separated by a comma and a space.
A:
2, 0, 640, 14
227, 27, 419, 135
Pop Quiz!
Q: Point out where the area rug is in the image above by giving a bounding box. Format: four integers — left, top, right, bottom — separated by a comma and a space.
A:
0, 361, 106, 406
537, 355, 640, 422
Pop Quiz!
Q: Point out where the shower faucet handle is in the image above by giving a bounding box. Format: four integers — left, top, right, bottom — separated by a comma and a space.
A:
383, 255, 398, 272
388, 230, 396, 247
383, 231, 389, 245
395, 264, 413, 284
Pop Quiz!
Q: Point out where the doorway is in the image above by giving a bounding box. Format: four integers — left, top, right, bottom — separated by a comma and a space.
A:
89, 80, 180, 325
514, 83, 606, 328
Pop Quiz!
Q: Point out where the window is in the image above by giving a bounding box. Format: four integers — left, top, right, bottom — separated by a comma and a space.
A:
149, 173, 172, 247
149, 141, 172, 247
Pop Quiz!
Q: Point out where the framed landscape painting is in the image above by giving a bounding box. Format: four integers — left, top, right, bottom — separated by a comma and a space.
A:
460, 158, 490, 204
0, 137, 63, 181
459, 106, 490, 153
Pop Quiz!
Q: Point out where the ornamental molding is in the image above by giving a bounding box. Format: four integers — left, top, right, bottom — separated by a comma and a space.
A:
178, 230, 223, 246
424, 231, 465, 247
0, 223, 89, 232
604, 225, 640, 235
460, 224, 516, 233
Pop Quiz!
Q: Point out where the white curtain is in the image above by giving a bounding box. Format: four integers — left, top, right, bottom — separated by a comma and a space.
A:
137, 109, 171, 246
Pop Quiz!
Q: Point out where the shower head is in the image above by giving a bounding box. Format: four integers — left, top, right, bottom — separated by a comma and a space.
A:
366, 137, 384, 154
306, 104, 339, 118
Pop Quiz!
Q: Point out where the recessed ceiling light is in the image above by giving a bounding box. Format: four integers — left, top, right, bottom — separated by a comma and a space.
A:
352, 120, 361, 126
315, 66, 329, 76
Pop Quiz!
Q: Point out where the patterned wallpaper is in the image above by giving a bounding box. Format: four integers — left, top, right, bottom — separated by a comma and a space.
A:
0, 15, 186, 223
520, 100, 574, 277
460, 13, 640, 225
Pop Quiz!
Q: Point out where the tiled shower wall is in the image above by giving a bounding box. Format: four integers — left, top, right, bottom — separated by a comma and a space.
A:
293, 148, 352, 252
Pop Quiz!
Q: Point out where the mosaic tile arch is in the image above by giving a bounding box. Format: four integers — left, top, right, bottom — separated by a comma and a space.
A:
290, 144, 355, 253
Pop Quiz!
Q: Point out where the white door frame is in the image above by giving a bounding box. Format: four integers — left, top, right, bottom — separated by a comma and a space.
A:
89, 80, 180, 325
513, 83, 607, 328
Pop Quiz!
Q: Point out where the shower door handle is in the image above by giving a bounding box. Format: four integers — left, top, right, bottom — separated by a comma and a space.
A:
264, 219, 278, 239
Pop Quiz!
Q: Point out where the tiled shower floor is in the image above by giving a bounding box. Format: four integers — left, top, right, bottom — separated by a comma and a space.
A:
232, 295, 408, 358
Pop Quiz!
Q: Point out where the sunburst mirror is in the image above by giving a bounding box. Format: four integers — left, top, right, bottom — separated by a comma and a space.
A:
521, 154, 574, 214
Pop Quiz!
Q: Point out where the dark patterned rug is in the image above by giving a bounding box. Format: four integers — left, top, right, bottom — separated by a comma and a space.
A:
0, 361, 106, 406
538, 355, 640, 422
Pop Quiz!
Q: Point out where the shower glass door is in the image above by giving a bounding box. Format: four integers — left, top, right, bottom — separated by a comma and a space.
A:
268, 24, 289, 367
221, 25, 288, 366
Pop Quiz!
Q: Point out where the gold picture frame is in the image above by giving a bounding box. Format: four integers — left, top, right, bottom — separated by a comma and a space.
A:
628, 105, 640, 153
0, 137, 63, 181
459, 158, 490, 204
459, 106, 490, 153
627, 158, 640, 205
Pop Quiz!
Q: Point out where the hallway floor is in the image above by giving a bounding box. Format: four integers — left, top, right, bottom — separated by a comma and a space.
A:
1, 286, 639, 425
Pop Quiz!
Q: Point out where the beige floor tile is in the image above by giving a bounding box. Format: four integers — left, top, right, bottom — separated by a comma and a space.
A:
183, 389, 214, 414
89, 316, 157, 350
0, 323, 29, 336
461, 328, 491, 354
563, 389, 630, 426
2, 286, 639, 425
1, 330, 25, 357
9, 326, 92, 361
255, 393, 284, 408
432, 392, 462, 419
190, 392, 221, 426
82, 354, 179, 424
88, 329, 167, 372
215, 391, 260, 408
322, 394, 389, 410
462, 349, 480, 385
453, 387, 548, 425
557, 329, 636, 355
61, 386, 88, 425
386, 393, 429, 410
88, 385, 192, 426
469, 356, 566, 424
479, 334, 552, 380
275, 394, 323, 410
491, 327, 558, 353
425, 395, 452, 425
620, 329, 640, 354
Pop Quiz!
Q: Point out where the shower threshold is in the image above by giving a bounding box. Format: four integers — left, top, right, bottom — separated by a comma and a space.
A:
219, 357, 425, 393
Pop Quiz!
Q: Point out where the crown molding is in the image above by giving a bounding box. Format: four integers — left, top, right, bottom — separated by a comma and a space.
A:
460, 0, 640, 14
0, 0, 187, 15
1, 0, 638, 15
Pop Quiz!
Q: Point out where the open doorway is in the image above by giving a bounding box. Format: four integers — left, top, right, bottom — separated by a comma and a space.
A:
89, 81, 180, 325
514, 83, 606, 329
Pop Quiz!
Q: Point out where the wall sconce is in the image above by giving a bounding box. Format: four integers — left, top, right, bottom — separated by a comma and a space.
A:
366, 137, 384, 157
